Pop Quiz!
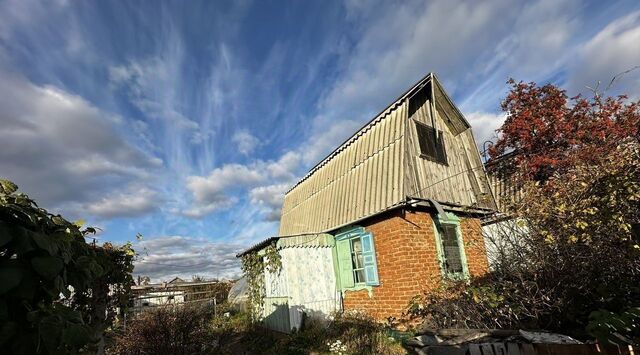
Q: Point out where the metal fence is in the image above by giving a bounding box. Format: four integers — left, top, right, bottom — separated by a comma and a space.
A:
131, 289, 219, 316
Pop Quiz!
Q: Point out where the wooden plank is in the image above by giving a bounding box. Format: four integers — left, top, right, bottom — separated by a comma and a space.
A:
481, 344, 496, 355
520, 343, 536, 355
506, 343, 520, 355
469, 344, 483, 355
493, 343, 508, 355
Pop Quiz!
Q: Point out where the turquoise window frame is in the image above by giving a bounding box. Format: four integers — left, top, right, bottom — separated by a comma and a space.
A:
432, 212, 470, 280
333, 226, 380, 294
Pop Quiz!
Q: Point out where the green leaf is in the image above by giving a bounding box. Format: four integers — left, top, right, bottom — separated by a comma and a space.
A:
0, 179, 18, 195
0, 321, 17, 346
12, 271, 38, 300
0, 299, 8, 321
31, 232, 58, 255
0, 221, 24, 247
39, 316, 62, 352
62, 324, 91, 348
0, 266, 24, 295
52, 216, 67, 226
31, 256, 63, 280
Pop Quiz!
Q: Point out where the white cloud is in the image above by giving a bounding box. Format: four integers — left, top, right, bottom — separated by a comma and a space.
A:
109, 60, 201, 131
301, 119, 361, 165
232, 130, 260, 155
568, 10, 640, 97
186, 164, 265, 204
85, 187, 162, 218
0, 71, 161, 216
134, 236, 243, 281
464, 111, 507, 150
182, 152, 302, 219
249, 183, 290, 222
179, 198, 237, 219
266, 151, 301, 180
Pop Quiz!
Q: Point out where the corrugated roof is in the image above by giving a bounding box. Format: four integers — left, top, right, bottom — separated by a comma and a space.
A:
277, 71, 496, 236
235, 237, 278, 257
285, 72, 434, 194
235, 233, 333, 257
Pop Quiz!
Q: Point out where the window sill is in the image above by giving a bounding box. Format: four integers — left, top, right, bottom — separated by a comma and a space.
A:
418, 154, 449, 166
341, 284, 376, 297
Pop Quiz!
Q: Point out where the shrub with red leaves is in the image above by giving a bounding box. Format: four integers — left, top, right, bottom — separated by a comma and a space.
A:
489, 79, 640, 182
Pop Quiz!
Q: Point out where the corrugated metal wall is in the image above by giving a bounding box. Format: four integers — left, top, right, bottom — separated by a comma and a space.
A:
279, 101, 407, 236
263, 297, 290, 333
278, 74, 496, 236
485, 166, 524, 213
261, 246, 340, 333
280, 247, 339, 328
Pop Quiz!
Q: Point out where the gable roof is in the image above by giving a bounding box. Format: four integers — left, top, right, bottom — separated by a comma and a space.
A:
279, 72, 495, 236
286, 72, 435, 194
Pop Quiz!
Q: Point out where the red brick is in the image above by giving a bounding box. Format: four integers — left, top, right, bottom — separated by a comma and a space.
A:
342, 208, 489, 322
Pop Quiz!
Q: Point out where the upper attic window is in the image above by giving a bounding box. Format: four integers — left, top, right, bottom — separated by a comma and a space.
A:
415, 121, 447, 165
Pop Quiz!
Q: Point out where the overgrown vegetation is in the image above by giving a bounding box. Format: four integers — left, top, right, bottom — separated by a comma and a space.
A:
237, 310, 404, 355
407, 80, 640, 344
225, 309, 405, 354
111, 302, 405, 355
0, 179, 135, 353
112, 304, 219, 354
240, 243, 281, 320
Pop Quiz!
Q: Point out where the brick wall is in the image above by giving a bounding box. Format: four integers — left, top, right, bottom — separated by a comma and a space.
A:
341, 208, 488, 322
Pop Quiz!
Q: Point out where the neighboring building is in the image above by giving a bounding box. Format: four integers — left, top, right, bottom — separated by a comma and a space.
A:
131, 279, 230, 313
167, 277, 187, 284
238, 73, 497, 332
481, 152, 528, 268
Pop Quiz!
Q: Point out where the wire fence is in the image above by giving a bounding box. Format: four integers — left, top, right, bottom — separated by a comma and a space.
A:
130, 287, 222, 316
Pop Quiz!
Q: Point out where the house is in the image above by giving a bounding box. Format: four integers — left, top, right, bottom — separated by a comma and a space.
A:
238, 73, 497, 333
131, 279, 230, 314
168, 276, 186, 284
481, 152, 528, 268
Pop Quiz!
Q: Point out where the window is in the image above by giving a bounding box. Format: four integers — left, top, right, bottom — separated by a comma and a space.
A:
350, 238, 366, 283
433, 213, 468, 279
439, 224, 463, 274
415, 121, 447, 165
335, 227, 380, 289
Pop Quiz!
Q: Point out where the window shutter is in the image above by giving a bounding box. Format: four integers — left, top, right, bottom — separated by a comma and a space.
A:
416, 123, 438, 160
436, 130, 447, 164
336, 238, 355, 288
360, 233, 380, 286
415, 122, 448, 165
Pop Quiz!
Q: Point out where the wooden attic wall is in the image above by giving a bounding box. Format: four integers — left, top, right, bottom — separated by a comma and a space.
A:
278, 102, 407, 236
278, 74, 496, 236
404, 82, 495, 210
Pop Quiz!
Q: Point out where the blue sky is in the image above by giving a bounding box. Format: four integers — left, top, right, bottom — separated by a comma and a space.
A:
1, 0, 639, 281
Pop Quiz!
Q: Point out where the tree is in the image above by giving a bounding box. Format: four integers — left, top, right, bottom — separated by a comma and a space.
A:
0, 179, 135, 353
489, 79, 640, 181
137, 275, 151, 285
407, 81, 640, 343
191, 275, 205, 282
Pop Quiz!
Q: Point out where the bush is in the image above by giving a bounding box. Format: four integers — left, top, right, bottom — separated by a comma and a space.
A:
112, 304, 218, 354
0, 179, 134, 354
242, 311, 405, 355
407, 143, 640, 342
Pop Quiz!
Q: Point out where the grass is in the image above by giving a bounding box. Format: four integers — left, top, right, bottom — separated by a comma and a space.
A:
109, 304, 408, 354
